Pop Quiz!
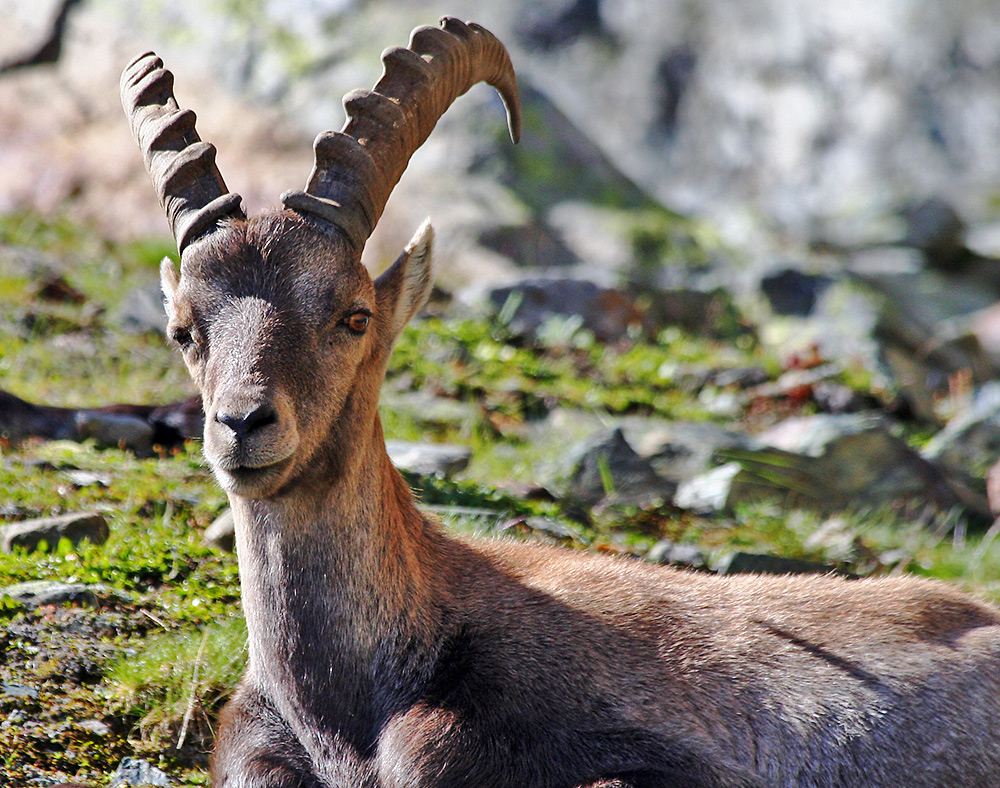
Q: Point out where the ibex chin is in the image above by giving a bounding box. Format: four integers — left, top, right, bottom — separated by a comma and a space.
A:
122, 17, 1000, 788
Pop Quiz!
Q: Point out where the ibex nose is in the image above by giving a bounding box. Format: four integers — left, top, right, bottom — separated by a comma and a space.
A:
215, 403, 278, 441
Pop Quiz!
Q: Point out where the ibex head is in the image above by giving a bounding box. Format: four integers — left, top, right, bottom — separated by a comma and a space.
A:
122, 18, 520, 499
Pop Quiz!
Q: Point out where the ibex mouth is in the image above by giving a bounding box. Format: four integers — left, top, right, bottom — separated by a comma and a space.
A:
213, 458, 294, 498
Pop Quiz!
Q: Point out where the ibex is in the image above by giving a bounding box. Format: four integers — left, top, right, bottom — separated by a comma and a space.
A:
122, 18, 1000, 788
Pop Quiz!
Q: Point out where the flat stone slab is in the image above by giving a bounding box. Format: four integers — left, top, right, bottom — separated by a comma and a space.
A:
1, 511, 109, 553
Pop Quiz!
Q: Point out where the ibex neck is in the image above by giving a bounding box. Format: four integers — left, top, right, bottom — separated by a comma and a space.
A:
229, 417, 448, 756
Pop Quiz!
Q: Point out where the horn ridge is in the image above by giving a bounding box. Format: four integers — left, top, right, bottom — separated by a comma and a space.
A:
121, 52, 245, 252
285, 17, 521, 252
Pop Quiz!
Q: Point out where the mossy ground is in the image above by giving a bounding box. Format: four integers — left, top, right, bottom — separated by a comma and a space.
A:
2, 212, 1000, 785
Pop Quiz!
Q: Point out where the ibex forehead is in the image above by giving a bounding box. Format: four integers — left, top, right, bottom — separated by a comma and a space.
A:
177, 211, 375, 316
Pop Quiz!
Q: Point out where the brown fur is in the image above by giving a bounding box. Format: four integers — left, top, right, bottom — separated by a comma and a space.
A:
153, 211, 1000, 788
129, 19, 1000, 788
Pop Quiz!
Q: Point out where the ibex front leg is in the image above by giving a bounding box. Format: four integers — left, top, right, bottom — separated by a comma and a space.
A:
212, 682, 326, 788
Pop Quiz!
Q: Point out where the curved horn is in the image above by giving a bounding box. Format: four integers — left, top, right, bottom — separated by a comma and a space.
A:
121, 52, 245, 252
282, 16, 521, 252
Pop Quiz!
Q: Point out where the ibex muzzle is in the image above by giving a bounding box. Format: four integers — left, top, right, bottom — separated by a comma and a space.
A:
124, 17, 1000, 788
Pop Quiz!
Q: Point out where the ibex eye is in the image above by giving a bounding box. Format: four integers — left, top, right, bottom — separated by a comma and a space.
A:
170, 326, 194, 348
345, 312, 370, 334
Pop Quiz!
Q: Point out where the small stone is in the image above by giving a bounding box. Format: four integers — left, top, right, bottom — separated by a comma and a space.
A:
1, 511, 109, 553
204, 508, 235, 552
77, 718, 111, 737
647, 539, 706, 569
1, 580, 127, 608
2, 682, 39, 699
115, 286, 168, 334
673, 462, 742, 514
75, 410, 156, 457
386, 440, 472, 477
565, 428, 674, 509
110, 757, 172, 787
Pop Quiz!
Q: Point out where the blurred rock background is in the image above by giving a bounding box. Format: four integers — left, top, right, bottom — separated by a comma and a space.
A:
5, 0, 1000, 526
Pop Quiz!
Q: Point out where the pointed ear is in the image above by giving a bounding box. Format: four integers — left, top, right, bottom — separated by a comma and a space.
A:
374, 219, 434, 346
160, 256, 180, 323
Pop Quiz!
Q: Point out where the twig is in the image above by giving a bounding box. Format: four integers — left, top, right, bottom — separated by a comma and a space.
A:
176, 628, 210, 750
140, 608, 169, 629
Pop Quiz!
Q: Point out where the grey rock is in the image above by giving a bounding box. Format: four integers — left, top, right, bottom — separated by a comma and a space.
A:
923, 382, 1000, 477
1, 579, 122, 608
110, 757, 172, 788
647, 540, 706, 569
75, 410, 156, 457
489, 278, 641, 344
386, 440, 473, 477
629, 421, 761, 484
565, 428, 675, 509
757, 413, 892, 457
673, 462, 744, 514
2, 682, 39, 699
204, 508, 235, 552
115, 285, 168, 334
1, 511, 109, 553
899, 197, 966, 270
78, 718, 112, 736
636, 287, 751, 340
673, 413, 989, 523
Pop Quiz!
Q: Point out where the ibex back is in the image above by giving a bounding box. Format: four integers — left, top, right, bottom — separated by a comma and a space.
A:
122, 18, 1000, 788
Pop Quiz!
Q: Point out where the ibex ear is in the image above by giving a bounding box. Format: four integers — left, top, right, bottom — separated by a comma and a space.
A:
374, 219, 434, 346
160, 256, 180, 323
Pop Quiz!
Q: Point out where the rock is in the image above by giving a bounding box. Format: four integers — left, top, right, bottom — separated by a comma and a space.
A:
203, 508, 235, 552
2, 682, 39, 699
646, 539, 706, 569
628, 420, 761, 484
109, 757, 172, 788
478, 220, 578, 268
77, 718, 112, 737
672, 414, 989, 523
636, 287, 751, 340
1, 511, 109, 553
75, 410, 156, 457
386, 440, 473, 477
565, 428, 675, 509
115, 285, 168, 334
146, 395, 204, 444
923, 382, 1000, 477
673, 462, 745, 514
489, 278, 642, 344
760, 268, 832, 317
716, 552, 844, 577
966, 222, 1000, 260
866, 270, 1000, 417
33, 273, 86, 304
757, 413, 891, 456
899, 197, 966, 270
516, 0, 604, 51
1, 580, 118, 608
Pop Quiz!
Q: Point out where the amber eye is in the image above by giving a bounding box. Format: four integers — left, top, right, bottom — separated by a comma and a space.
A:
345, 312, 370, 334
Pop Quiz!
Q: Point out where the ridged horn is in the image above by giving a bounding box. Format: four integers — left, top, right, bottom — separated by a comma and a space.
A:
281, 16, 521, 252
121, 52, 245, 252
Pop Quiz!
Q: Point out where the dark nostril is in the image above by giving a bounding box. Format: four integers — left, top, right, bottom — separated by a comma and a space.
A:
215, 403, 278, 440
